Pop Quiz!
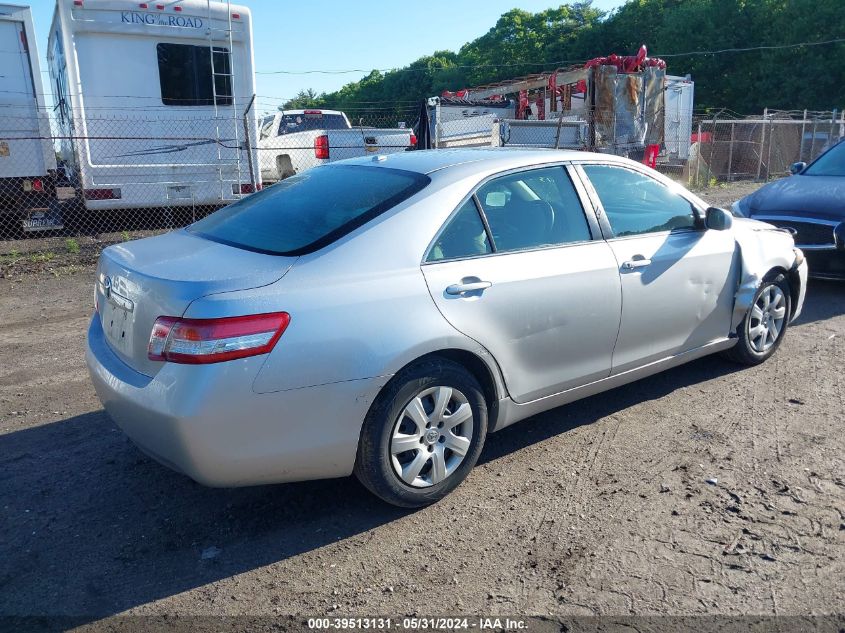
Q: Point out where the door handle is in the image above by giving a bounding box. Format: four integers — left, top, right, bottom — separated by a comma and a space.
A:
446, 280, 492, 295
621, 258, 652, 270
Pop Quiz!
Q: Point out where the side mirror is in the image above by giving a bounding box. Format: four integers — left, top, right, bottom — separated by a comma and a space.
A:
789, 161, 807, 175
705, 207, 733, 231
834, 222, 845, 250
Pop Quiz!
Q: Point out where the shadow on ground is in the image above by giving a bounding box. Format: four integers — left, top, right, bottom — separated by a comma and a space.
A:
0, 279, 840, 620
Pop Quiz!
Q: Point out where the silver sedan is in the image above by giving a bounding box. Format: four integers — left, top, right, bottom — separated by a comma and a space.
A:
86, 149, 807, 507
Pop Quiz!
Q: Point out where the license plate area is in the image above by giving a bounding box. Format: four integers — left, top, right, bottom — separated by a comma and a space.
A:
22, 209, 64, 232
101, 300, 135, 356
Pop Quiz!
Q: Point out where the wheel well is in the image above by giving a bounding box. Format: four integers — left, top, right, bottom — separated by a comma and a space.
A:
396, 350, 501, 429
764, 266, 800, 315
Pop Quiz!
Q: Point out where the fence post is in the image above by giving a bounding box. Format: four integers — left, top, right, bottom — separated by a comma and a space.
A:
727, 121, 735, 182
694, 121, 702, 187
840, 110, 845, 144
707, 113, 718, 183
242, 93, 257, 191
756, 108, 767, 181
798, 109, 807, 162
765, 114, 774, 180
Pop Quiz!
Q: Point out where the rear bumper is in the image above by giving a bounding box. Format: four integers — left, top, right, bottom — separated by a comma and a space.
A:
85, 315, 387, 487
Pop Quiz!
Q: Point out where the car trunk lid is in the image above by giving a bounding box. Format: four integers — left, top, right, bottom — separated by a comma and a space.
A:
95, 229, 295, 377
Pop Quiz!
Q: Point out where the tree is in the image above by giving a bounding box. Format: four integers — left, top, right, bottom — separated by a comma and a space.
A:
286, 0, 845, 117
281, 89, 322, 110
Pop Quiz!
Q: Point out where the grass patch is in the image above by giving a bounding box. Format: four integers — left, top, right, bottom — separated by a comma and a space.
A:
28, 251, 55, 263
65, 238, 80, 254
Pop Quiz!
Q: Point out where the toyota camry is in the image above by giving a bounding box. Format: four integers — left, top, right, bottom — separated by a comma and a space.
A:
87, 149, 807, 507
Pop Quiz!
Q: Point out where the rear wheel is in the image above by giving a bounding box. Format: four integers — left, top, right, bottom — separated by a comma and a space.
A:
724, 274, 791, 365
354, 358, 487, 507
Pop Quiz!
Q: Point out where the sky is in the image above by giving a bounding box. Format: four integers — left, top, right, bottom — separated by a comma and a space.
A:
26, 0, 625, 108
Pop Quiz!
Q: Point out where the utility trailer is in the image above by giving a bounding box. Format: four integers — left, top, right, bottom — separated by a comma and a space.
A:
0, 4, 66, 232
428, 48, 693, 167
47, 0, 259, 215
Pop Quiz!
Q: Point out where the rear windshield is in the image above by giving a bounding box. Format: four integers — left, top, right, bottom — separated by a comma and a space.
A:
188, 165, 430, 255
279, 112, 349, 135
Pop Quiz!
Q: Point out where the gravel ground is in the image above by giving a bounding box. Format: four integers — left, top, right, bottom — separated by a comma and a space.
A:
1, 180, 843, 625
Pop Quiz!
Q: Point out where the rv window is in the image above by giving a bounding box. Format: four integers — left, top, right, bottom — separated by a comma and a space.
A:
156, 43, 232, 106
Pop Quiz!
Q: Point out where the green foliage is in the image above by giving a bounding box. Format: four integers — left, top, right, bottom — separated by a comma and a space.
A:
282, 88, 323, 110
299, 0, 844, 119
121, 230, 130, 242
65, 238, 80, 254
29, 251, 55, 263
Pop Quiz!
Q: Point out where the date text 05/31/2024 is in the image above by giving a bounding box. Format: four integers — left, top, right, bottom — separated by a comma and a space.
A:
307, 617, 528, 630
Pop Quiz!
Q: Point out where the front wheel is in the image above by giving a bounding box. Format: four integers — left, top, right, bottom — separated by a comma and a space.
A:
724, 274, 791, 365
354, 358, 488, 507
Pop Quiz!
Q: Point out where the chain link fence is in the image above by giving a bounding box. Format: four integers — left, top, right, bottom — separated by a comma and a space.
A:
1, 106, 842, 248
685, 109, 844, 187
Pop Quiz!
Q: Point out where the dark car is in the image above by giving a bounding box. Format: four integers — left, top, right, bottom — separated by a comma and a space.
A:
732, 139, 845, 280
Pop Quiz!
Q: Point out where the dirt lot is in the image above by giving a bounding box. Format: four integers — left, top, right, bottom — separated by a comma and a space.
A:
1, 181, 844, 625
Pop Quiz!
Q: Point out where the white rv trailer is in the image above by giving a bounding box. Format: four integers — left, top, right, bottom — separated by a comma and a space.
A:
664, 74, 694, 162
47, 0, 258, 212
0, 4, 64, 230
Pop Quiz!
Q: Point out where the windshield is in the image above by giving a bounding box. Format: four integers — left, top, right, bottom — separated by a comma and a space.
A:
188, 165, 430, 255
804, 141, 845, 176
259, 115, 275, 140
278, 112, 349, 135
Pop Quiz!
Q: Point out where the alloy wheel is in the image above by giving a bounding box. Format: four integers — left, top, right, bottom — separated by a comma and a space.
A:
389, 386, 474, 488
747, 284, 787, 353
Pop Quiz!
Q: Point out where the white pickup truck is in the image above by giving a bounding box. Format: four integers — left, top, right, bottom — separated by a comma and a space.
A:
257, 110, 416, 182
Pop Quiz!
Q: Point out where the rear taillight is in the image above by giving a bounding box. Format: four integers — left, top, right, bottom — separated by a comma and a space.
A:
232, 183, 261, 194
314, 134, 330, 160
409, 133, 417, 147
148, 312, 290, 364
84, 188, 121, 200
23, 178, 44, 192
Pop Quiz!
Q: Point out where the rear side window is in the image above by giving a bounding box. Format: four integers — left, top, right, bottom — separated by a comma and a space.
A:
476, 167, 591, 252
157, 43, 232, 106
427, 199, 492, 262
189, 165, 430, 255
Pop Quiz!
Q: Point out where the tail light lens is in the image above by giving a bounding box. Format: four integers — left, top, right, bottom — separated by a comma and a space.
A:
84, 188, 121, 200
232, 183, 261, 194
409, 133, 417, 147
314, 134, 330, 160
148, 312, 290, 364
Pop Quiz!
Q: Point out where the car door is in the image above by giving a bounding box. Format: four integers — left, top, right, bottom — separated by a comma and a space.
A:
577, 163, 739, 375
421, 165, 622, 404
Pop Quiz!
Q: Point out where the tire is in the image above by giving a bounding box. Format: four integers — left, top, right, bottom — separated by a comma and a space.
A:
354, 358, 488, 507
723, 273, 791, 366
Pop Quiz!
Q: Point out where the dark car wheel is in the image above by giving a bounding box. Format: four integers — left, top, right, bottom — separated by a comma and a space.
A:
723, 273, 791, 366
354, 358, 488, 507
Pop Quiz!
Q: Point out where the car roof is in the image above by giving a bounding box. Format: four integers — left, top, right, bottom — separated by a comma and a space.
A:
338, 147, 629, 175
